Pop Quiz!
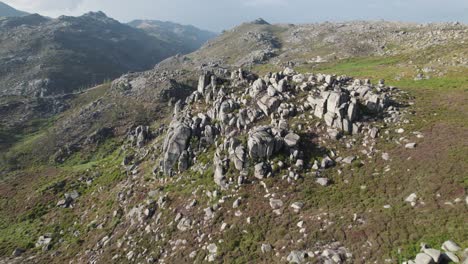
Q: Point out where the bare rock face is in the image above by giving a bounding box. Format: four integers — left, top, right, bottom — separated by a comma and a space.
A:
161, 121, 192, 175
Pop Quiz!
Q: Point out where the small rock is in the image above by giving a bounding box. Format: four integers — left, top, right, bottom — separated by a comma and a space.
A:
255, 162, 270, 180
321, 156, 335, 169
422, 248, 441, 262
233, 198, 241, 209
342, 156, 356, 164
370, 127, 379, 139
11, 248, 25, 257
261, 243, 272, 253
290, 202, 304, 213
405, 193, 418, 207
382, 152, 390, 161
284, 133, 300, 148
287, 250, 306, 263
269, 198, 283, 209
405, 143, 417, 149
442, 240, 461, 252
207, 243, 217, 253
316, 178, 329, 186
414, 252, 434, 264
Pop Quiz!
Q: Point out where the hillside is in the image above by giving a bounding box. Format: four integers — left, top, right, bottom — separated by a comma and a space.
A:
0, 1, 28, 17
0, 12, 215, 97
0, 19, 467, 264
128, 20, 217, 54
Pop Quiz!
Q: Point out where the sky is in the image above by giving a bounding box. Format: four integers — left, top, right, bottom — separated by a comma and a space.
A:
3, 0, 468, 32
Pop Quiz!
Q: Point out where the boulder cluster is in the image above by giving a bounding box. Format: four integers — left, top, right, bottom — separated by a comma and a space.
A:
156, 67, 399, 190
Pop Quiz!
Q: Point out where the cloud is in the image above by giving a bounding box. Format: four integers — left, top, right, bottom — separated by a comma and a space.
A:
3, 0, 84, 12
241, 0, 288, 7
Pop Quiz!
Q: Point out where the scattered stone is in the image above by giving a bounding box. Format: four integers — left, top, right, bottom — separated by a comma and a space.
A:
370, 127, 379, 139
405, 143, 417, 149
316, 178, 329, 186
36, 234, 52, 251
422, 248, 441, 262
414, 252, 434, 264
284, 133, 300, 148
321, 156, 335, 169
405, 193, 418, 207
261, 243, 272, 253
269, 198, 283, 209
177, 217, 192, 231
382, 152, 390, 161
255, 162, 270, 180
233, 198, 241, 209
290, 202, 304, 213
342, 156, 356, 164
287, 250, 306, 263
442, 240, 461, 252
11, 248, 25, 257
207, 243, 218, 262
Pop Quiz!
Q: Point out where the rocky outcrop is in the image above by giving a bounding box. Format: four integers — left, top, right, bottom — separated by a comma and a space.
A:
161, 120, 192, 175
155, 68, 399, 189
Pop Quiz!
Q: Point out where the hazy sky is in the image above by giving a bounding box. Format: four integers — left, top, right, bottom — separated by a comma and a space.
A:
3, 0, 468, 31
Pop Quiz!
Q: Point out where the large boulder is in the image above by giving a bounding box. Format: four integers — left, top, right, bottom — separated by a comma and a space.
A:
254, 162, 270, 179
214, 154, 227, 188
197, 72, 211, 95
248, 126, 277, 159
162, 121, 192, 175
257, 95, 281, 116
135, 125, 150, 147
276, 79, 288, 93
309, 91, 330, 119
365, 93, 389, 112
250, 78, 266, 97
327, 91, 349, 114
232, 146, 246, 171
347, 101, 359, 122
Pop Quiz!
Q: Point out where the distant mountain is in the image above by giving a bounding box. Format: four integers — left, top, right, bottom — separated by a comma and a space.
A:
0, 12, 193, 97
0, 1, 28, 17
128, 19, 217, 54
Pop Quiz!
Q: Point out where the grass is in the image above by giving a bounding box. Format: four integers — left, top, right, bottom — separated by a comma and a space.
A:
249, 55, 468, 262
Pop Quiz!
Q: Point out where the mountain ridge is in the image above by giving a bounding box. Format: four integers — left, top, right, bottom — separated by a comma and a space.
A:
0, 1, 28, 17
0, 11, 215, 98
128, 19, 217, 54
